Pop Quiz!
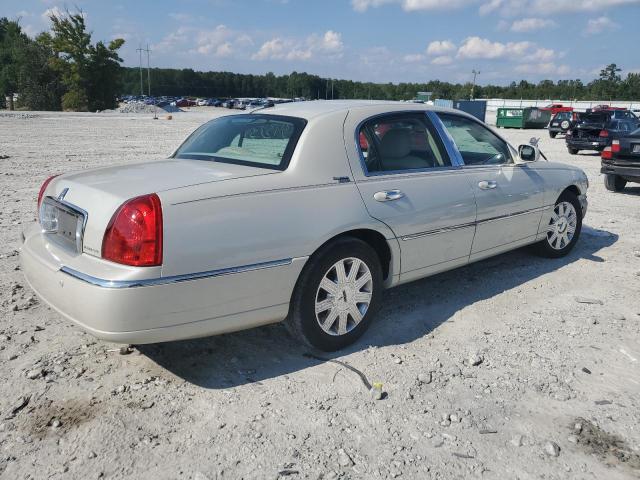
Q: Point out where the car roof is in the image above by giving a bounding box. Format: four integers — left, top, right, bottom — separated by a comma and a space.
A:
251, 99, 448, 120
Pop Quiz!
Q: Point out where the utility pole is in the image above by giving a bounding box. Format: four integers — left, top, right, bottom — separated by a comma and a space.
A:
136, 45, 144, 96
145, 44, 152, 97
471, 69, 480, 100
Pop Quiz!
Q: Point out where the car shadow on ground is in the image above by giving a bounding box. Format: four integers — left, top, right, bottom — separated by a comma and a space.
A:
138, 228, 618, 390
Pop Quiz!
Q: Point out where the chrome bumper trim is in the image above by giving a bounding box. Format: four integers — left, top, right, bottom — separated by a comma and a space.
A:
60, 258, 294, 289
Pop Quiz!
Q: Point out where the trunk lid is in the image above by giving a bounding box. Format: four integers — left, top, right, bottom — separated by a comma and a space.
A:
45, 159, 277, 258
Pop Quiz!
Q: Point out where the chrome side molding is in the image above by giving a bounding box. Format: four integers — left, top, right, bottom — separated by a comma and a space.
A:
400, 205, 552, 241
60, 258, 294, 289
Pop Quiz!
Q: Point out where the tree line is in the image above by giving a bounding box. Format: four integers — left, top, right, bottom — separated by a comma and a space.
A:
121, 65, 639, 102
2, 10, 639, 111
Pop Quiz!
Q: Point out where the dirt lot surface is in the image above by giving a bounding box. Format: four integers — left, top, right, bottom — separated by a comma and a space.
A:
0, 107, 639, 480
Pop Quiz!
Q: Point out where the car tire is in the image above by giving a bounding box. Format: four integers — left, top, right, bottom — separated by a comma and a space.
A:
568, 148, 578, 155
549, 131, 557, 138
533, 191, 583, 258
286, 237, 383, 351
604, 174, 627, 192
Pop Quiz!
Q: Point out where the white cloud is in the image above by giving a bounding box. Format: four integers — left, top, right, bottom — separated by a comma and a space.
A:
456, 36, 556, 63
23, 24, 38, 38
252, 30, 343, 61
154, 25, 252, 58
585, 16, 619, 34
352, 0, 476, 11
41, 6, 64, 21
356, 0, 639, 13
480, 0, 640, 15
510, 17, 556, 32
431, 55, 453, 65
352, 0, 394, 11
426, 40, 456, 56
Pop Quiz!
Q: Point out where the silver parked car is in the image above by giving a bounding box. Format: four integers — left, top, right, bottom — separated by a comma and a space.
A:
21, 101, 588, 351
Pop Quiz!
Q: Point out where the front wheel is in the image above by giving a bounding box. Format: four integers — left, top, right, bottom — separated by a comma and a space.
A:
549, 131, 557, 138
568, 148, 578, 155
286, 238, 383, 351
604, 174, 627, 192
534, 191, 582, 258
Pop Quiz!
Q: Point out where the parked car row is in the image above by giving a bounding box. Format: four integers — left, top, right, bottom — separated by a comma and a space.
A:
544, 104, 640, 193
118, 95, 299, 110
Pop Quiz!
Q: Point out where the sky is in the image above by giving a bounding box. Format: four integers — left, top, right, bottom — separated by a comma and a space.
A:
3, 0, 640, 85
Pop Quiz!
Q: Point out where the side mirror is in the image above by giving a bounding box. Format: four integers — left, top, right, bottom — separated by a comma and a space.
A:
518, 144, 539, 162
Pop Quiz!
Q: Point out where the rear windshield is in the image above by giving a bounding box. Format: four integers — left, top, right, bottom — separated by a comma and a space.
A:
174, 114, 307, 170
582, 113, 610, 124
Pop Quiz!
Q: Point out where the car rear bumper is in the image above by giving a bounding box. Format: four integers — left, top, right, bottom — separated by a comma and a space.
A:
20, 225, 306, 344
566, 138, 607, 150
601, 164, 640, 180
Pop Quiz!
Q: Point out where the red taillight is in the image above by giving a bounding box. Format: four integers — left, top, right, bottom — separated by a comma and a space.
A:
601, 147, 612, 160
599, 130, 609, 137
37, 175, 59, 209
102, 194, 163, 267
611, 140, 621, 153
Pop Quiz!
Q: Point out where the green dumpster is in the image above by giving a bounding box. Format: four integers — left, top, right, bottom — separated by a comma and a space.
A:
496, 107, 552, 129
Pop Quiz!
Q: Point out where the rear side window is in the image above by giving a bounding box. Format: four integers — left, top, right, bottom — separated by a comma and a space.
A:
437, 113, 512, 166
358, 114, 450, 174
174, 114, 306, 170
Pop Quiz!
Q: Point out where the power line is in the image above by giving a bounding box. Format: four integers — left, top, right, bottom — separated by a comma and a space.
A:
136, 44, 152, 96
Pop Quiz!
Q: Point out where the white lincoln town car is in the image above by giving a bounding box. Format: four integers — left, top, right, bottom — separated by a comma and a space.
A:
21, 101, 588, 351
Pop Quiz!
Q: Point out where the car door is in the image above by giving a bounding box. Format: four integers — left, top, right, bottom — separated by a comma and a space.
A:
434, 112, 545, 261
343, 111, 477, 283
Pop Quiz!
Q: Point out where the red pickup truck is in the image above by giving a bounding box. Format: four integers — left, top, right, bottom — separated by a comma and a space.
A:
541, 104, 574, 115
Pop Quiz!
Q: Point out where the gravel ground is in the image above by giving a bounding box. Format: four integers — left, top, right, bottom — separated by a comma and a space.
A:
0, 107, 639, 480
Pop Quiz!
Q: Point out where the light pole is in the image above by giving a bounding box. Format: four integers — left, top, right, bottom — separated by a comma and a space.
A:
136, 45, 144, 96
471, 69, 480, 100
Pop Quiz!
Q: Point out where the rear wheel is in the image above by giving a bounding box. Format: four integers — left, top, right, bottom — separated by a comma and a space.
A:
534, 191, 582, 258
286, 238, 383, 351
568, 147, 578, 155
604, 174, 627, 192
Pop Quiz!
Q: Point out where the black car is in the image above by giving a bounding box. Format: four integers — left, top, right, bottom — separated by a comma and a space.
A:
566, 111, 639, 154
601, 127, 640, 191
549, 111, 582, 138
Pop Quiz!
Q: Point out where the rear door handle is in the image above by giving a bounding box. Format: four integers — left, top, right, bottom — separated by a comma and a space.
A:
374, 190, 405, 202
478, 180, 497, 190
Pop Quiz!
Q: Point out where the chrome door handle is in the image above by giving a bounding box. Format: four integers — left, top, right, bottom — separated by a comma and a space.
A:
374, 190, 405, 202
478, 180, 497, 190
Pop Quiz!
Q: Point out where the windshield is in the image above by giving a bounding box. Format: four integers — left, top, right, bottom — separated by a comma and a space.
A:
174, 114, 307, 170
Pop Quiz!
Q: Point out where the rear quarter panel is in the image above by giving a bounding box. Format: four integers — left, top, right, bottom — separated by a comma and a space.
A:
159, 110, 399, 278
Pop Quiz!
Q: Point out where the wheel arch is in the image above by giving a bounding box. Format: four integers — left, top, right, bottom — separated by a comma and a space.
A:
562, 184, 581, 197
308, 228, 397, 284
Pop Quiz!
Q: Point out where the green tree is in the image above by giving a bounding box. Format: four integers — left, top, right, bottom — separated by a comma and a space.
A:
49, 10, 124, 111
0, 18, 28, 108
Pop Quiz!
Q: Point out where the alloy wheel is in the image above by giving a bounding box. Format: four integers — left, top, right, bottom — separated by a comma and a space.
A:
546, 201, 578, 250
315, 257, 373, 336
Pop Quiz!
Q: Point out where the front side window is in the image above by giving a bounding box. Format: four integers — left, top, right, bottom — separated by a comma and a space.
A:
358, 114, 450, 174
437, 113, 512, 166
174, 114, 306, 170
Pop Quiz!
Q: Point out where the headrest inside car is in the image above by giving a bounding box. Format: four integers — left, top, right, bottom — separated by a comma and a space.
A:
379, 128, 411, 158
